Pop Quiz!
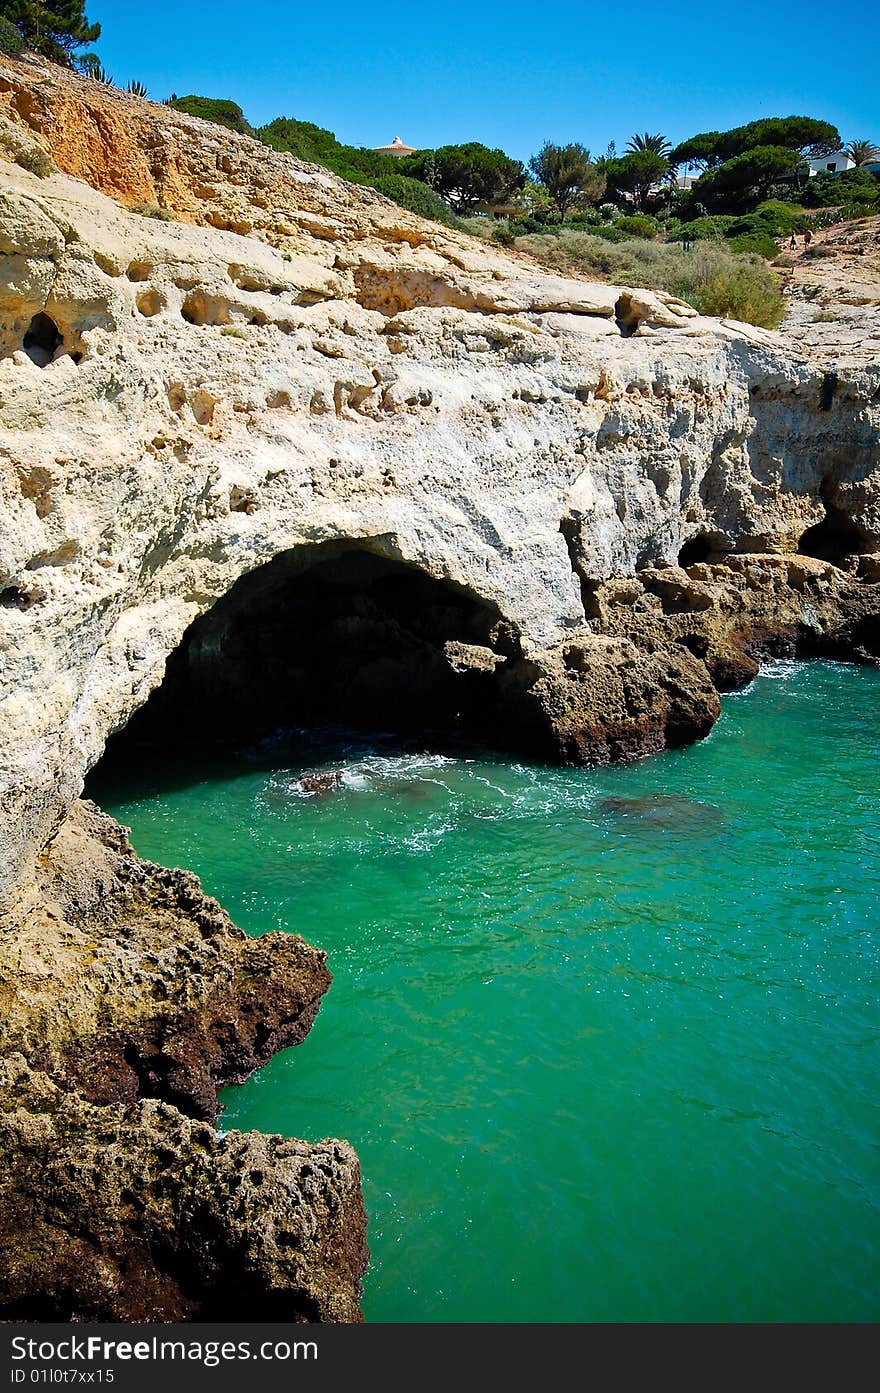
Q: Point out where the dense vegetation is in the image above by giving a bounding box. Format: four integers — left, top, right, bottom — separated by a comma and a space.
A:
260, 117, 456, 223
2, 3, 877, 330
166, 95, 253, 135
0, 1, 99, 65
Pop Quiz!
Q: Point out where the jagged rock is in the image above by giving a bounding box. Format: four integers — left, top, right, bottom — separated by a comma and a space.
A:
0, 1055, 366, 1321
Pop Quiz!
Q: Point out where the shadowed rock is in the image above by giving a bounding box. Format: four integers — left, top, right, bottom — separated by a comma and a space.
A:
598, 793, 724, 833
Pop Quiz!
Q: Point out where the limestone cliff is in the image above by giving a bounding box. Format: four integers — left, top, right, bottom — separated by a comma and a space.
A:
0, 54, 878, 1321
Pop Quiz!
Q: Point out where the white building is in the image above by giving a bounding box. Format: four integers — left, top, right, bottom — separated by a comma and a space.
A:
807, 153, 856, 177
373, 136, 417, 159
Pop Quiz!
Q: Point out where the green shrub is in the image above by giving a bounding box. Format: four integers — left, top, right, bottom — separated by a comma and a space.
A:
670, 215, 736, 242
0, 16, 24, 57
369, 173, 454, 225
167, 96, 253, 135
131, 202, 174, 221
491, 222, 516, 247
801, 168, 879, 207
511, 213, 550, 235
14, 145, 55, 177
615, 213, 659, 238
591, 224, 628, 242
727, 230, 781, 258
692, 264, 784, 326
753, 199, 805, 234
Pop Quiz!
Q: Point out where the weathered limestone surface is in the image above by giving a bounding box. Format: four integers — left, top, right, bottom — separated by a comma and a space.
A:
780, 215, 880, 369
0, 55, 878, 1321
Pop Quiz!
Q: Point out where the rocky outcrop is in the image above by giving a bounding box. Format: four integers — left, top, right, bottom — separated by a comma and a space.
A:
0, 1054, 365, 1321
0, 801, 368, 1320
0, 54, 878, 1322
1, 801, 332, 1118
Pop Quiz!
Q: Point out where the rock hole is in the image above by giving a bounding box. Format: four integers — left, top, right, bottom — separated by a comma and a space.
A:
850, 614, 880, 659
135, 288, 164, 317
126, 261, 153, 283
93, 544, 513, 754
23, 313, 62, 367
819, 370, 838, 411
678, 533, 727, 568
614, 293, 640, 338
677, 633, 710, 659
0, 585, 28, 610
181, 291, 232, 327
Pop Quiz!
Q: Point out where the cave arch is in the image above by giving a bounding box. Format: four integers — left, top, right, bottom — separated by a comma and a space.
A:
103, 542, 526, 763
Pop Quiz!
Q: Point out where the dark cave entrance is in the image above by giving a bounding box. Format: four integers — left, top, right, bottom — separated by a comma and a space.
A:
23, 312, 62, 367
797, 499, 868, 566
677, 533, 729, 568
97, 544, 525, 774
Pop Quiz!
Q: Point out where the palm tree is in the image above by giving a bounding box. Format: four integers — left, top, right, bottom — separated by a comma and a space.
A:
843, 139, 880, 166
626, 132, 672, 159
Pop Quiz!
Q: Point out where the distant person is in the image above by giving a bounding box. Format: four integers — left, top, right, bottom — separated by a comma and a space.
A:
804, 229, 813, 249
789, 233, 797, 249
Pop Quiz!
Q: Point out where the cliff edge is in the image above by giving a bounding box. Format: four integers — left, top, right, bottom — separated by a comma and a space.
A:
0, 54, 878, 1320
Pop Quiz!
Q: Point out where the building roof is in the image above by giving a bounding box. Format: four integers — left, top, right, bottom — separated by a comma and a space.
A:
373, 135, 416, 155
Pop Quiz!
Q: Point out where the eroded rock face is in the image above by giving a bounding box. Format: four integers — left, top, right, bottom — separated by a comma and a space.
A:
0, 802, 368, 1321
2, 802, 332, 1118
0, 54, 878, 1323
0, 1055, 365, 1322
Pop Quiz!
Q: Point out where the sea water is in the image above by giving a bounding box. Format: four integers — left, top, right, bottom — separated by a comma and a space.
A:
92, 661, 880, 1322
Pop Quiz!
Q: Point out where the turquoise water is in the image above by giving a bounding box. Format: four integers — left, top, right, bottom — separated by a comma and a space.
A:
92, 661, 880, 1323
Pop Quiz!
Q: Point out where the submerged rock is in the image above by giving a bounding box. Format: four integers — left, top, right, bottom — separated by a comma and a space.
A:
599, 793, 724, 833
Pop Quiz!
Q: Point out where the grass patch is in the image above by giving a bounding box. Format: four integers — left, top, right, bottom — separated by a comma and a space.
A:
1, 133, 56, 179
516, 232, 785, 328
130, 202, 175, 221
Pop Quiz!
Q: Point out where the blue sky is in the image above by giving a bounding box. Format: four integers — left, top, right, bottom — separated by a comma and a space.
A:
92, 0, 877, 160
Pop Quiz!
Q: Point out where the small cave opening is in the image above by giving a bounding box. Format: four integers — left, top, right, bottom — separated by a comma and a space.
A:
23, 312, 63, 367
677, 533, 729, 568
797, 499, 868, 566
95, 545, 525, 779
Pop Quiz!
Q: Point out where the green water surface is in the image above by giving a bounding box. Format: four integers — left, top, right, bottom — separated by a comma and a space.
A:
92, 661, 880, 1322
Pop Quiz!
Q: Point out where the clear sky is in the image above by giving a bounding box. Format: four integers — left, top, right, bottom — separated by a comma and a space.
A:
92, 0, 877, 160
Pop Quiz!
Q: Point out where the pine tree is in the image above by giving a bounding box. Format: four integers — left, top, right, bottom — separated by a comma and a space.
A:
0, 1, 101, 67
